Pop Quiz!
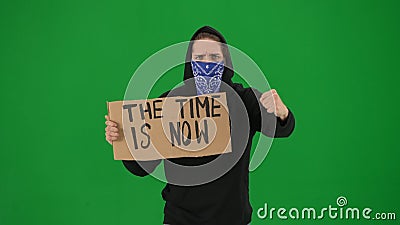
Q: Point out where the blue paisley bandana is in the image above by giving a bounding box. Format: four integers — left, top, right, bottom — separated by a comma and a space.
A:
191, 60, 224, 95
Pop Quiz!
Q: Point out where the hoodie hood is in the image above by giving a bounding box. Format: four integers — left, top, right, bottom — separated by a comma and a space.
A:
183, 26, 234, 87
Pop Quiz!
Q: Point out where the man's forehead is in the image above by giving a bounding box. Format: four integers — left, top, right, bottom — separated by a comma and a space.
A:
192, 40, 222, 53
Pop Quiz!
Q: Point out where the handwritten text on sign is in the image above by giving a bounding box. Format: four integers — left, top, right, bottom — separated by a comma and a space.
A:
107, 93, 231, 160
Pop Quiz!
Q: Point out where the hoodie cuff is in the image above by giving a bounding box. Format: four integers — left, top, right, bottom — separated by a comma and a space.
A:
277, 108, 293, 127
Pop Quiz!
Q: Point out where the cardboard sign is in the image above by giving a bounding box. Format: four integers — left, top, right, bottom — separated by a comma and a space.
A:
107, 93, 232, 160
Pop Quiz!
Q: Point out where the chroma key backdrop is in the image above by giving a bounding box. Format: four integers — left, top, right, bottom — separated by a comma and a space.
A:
0, 0, 399, 225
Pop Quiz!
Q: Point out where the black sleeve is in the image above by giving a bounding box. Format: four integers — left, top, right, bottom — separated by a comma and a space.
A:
121, 159, 162, 177
120, 90, 171, 177
246, 88, 295, 138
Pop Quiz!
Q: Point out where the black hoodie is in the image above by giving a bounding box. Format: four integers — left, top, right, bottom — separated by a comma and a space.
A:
121, 26, 295, 225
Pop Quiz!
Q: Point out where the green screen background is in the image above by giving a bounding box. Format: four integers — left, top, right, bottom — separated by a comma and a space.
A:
1, 0, 399, 224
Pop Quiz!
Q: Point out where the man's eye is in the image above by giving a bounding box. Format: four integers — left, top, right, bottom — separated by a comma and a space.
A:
195, 55, 204, 60
211, 55, 220, 60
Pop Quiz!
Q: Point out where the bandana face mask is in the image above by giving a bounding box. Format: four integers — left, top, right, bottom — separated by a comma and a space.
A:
191, 60, 224, 95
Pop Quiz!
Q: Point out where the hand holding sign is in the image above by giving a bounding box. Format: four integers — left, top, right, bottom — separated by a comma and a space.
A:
259, 89, 289, 121
105, 115, 119, 144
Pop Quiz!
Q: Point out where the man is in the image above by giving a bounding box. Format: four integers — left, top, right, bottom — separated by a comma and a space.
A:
105, 26, 295, 225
